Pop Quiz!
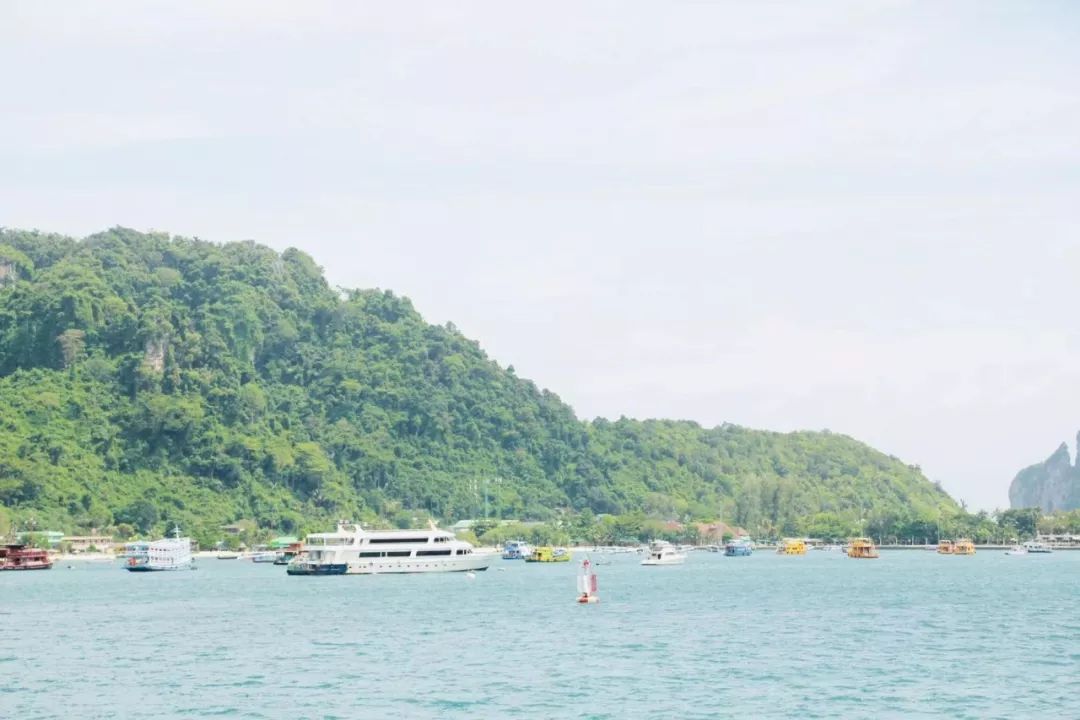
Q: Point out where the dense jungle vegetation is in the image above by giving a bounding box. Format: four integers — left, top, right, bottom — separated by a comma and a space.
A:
0, 228, 966, 547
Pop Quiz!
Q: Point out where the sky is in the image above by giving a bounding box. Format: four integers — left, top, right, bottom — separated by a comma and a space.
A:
2, 1, 1079, 510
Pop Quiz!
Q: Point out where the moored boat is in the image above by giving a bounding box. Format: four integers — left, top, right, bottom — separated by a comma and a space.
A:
641, 540, 686, 566
777, 538, 807, 555
1023, 540, 1052, 554
0, 543, 53, 571
126, 529, 193, 571
501, 540, 533, 560
525, 546, 572, 563
937, 540, 954, 555
724, 538, 753, 557
273, 542, 304, 565
952, 538, 976, 556
846, 538, 879, 559
287, 522, 495, 575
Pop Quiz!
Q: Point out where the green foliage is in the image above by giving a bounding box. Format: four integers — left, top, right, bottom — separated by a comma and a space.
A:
115, 500, 159, 534
0, 227, 963, 540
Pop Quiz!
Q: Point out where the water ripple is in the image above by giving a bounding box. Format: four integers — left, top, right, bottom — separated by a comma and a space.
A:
4, 552, 1080, 717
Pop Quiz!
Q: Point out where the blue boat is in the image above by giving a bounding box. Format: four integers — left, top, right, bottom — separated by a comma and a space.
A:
724, 539, 753, 557
502, 540, 533, 560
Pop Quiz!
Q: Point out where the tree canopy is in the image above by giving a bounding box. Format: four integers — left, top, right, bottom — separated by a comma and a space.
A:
0, 227, 961, 546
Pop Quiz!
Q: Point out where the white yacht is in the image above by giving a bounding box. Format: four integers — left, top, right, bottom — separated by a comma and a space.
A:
1023, 540, 1053, 554
286, 522, 495, 575
125, 528, 193, 572
640, 540, 687, 566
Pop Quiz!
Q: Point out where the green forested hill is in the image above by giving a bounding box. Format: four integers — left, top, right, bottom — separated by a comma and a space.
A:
0, 228, 959, 544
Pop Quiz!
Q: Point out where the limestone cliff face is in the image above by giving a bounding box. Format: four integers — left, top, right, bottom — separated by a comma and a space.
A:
1009, 434, 1080, 512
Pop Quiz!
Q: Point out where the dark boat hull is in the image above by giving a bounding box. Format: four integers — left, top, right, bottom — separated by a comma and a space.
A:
287, 563, 348, 576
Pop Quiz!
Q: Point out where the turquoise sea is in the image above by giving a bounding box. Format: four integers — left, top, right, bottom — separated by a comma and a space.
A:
4, 550, 1079, 719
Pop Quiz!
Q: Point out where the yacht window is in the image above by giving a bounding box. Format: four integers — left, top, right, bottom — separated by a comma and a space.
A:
370, 538, 427, 544
359, 552, 382, 558
417, 550, 451, 557
386, 551, 411, 557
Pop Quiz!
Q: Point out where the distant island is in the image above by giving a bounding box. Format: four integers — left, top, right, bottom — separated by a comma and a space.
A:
1009, 435, 1080, 512
0, 227, 1041, 548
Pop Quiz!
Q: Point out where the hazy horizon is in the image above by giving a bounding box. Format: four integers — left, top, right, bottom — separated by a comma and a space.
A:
4, 1, 1079, 509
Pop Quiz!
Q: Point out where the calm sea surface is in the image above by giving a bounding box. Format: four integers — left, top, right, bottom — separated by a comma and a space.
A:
3, 550, 1079, 719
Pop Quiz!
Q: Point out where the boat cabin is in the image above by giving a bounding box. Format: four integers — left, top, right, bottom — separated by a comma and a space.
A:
0, 543, 53, 571
777, 538, 807, 555
846, 538, 879, 559
525, 546, 571, 563
952, 538, 976, 555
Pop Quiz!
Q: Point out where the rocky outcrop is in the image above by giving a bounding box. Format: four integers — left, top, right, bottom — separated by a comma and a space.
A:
1009, 434, 1080, 512
143, 337, 167, 373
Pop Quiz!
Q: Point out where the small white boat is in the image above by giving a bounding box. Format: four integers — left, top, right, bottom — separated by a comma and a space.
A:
819, 544, 845, 552
501, 540, 532, 560
248, 551, 278, 563
1023, 541, 1053, 554
1005, 545, 1027, 556
641, 540, 686, 566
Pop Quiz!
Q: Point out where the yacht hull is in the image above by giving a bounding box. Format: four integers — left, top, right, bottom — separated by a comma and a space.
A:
126, 564, 192, 572
288, 553, 495, 576
287, 563, 347, 576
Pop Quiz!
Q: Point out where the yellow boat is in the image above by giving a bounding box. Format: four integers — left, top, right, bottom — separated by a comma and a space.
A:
777, 538, 807, 555
846, 538, 879, 559
937, 540, 954, 555
525, 546, 572, 563
952, 538, 976, 555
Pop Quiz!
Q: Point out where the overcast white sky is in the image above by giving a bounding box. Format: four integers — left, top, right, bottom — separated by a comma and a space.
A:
3, 1, 1078, 509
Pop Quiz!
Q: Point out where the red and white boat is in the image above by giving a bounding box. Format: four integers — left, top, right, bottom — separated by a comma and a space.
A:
0, 543, 53, 571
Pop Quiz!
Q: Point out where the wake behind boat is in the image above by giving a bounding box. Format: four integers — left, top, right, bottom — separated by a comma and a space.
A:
286, 522, 495, 575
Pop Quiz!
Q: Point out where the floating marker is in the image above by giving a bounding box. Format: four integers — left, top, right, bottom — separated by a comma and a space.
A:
576, 558, 599, 604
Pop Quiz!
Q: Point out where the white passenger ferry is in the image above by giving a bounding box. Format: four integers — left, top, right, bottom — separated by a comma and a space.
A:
286, 522, 496, 575
125, 528, 193, 572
